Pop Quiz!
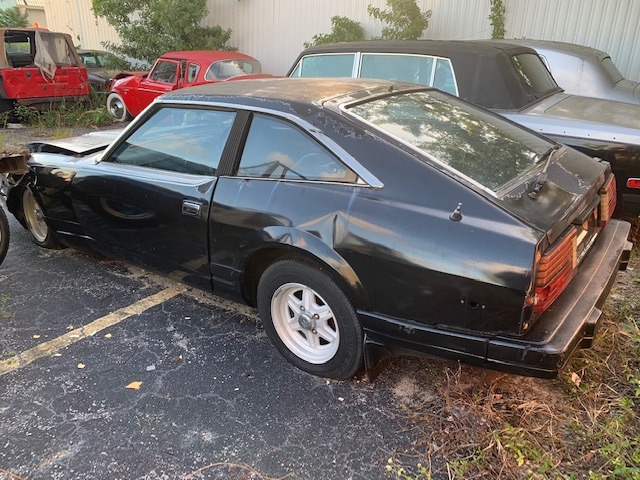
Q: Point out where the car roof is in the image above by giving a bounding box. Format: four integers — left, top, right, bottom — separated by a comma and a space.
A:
158, 50, 258, 63
493, 39, 609, 62
290, 39, 550, 110
298, 39, 533, 58
160, 77, 426, 111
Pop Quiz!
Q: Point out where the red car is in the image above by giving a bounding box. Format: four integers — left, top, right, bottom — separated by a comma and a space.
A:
106, 50, 270, 121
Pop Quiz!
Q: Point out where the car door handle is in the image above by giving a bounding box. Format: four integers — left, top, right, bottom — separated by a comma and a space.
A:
182, 200, 202, 217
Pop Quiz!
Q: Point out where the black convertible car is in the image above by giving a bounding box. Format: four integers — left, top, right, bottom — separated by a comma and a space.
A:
6, 78, 632, 379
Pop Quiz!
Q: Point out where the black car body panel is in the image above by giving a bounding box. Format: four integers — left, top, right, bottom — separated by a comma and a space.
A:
7, 78, 632, 378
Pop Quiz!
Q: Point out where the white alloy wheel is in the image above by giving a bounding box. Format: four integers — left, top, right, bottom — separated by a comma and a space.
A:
257, 258, 363, 379
270, 282, 340, 364
22, 188, 49, 243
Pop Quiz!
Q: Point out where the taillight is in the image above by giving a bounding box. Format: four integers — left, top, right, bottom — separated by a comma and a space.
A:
534, 228, 577, 314
628, 178, 640, 190
599, 174, 616, 225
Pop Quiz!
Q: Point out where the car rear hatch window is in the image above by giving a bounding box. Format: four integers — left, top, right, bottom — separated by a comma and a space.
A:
509, 53, 559, 105
345, 90, 551, 194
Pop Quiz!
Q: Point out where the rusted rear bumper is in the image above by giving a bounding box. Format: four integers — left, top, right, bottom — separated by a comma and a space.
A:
360, 219, 632, 379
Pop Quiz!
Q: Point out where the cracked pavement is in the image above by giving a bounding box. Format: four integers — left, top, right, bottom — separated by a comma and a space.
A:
0, 211, 441, 480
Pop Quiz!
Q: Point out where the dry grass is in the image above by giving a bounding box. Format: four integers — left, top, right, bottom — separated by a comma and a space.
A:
387, 216, 640, 479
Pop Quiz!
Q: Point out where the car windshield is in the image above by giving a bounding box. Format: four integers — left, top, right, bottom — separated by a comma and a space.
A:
346, 91, 552, 193
510, 53, 558, 103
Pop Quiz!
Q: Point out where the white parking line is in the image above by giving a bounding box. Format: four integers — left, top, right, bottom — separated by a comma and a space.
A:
0, 286, 184, 376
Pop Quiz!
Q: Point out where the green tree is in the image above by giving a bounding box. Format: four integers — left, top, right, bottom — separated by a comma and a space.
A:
304, 16, 366, 48
488, 0, 506, 39
91, 0, 233, 64
368, 0, 431, 40
0, 7, 30, 28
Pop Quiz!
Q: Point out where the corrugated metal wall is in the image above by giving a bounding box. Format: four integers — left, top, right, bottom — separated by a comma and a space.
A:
210, 0, 640, 80
43, 0, 640, 81
43, 0, 120, 51
206, 0, 492, 75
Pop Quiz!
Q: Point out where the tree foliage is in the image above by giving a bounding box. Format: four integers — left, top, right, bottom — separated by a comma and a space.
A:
91, 0, 233, 64
488, 0, 506, 39
0, 7, 30, 28
304, 16, 366, 48
368, 0, 432, 40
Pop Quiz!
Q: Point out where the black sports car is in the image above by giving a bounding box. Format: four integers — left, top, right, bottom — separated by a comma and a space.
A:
6, 78, 632, 379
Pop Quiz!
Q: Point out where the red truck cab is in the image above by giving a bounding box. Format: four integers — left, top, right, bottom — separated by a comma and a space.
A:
0, 28, 90, 111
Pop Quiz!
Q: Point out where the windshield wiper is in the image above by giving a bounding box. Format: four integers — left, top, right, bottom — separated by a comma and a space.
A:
528, 144, 562, 199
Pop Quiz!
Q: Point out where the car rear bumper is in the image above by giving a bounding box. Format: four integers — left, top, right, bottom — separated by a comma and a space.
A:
359, 219, 632, 379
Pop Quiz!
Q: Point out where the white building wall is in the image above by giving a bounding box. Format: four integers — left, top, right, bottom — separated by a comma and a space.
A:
43, 0, 640, 81
206, 0, 491, 75
43, 0, 120, 50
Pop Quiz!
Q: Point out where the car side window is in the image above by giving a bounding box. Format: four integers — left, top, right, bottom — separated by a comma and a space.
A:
106, 107, 236, 176
237, 114, 358, 183
360, 53, 434, 85
358, 53, 458, 95
187, 63, 199, 82
433, 58, 458, 95
291, 54, 356, 77
149, 60, 178, 83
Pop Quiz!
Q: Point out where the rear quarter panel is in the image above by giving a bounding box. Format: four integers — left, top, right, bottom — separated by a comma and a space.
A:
212, 111, 541, 335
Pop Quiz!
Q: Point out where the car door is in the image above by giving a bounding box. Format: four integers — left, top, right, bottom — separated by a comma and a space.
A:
209, 112, 362, 293
70, 105, 237, 289
134, 59, 181, 113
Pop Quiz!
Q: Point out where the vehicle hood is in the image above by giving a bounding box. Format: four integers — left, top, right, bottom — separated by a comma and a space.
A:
495, 146, 607, 243
26, 129, 123, 156
112, 72, 147, 89
500, 93, 640, 145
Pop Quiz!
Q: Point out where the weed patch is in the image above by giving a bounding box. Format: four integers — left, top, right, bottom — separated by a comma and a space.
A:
12, 94, 112, 129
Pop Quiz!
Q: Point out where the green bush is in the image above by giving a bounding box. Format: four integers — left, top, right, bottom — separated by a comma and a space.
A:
368, 0, 432, 40
304, 16, 366, 48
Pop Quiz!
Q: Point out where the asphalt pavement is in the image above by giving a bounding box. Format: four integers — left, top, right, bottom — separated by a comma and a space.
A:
0, 210, 442, 480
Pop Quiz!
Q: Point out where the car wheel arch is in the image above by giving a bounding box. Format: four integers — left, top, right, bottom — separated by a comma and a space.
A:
6, 180, 33, 229
235, 227, 368, 309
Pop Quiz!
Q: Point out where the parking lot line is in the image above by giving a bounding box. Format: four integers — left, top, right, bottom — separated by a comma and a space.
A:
0, 286, 184, 376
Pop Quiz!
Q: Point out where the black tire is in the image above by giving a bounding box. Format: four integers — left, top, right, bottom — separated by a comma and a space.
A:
257, 257, 363, 379
21, 188, 63, 249
0, 206, 9, 265
106, 92, 132, 122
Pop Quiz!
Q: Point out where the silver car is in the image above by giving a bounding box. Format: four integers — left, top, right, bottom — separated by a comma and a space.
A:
499, 39, 640, 105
